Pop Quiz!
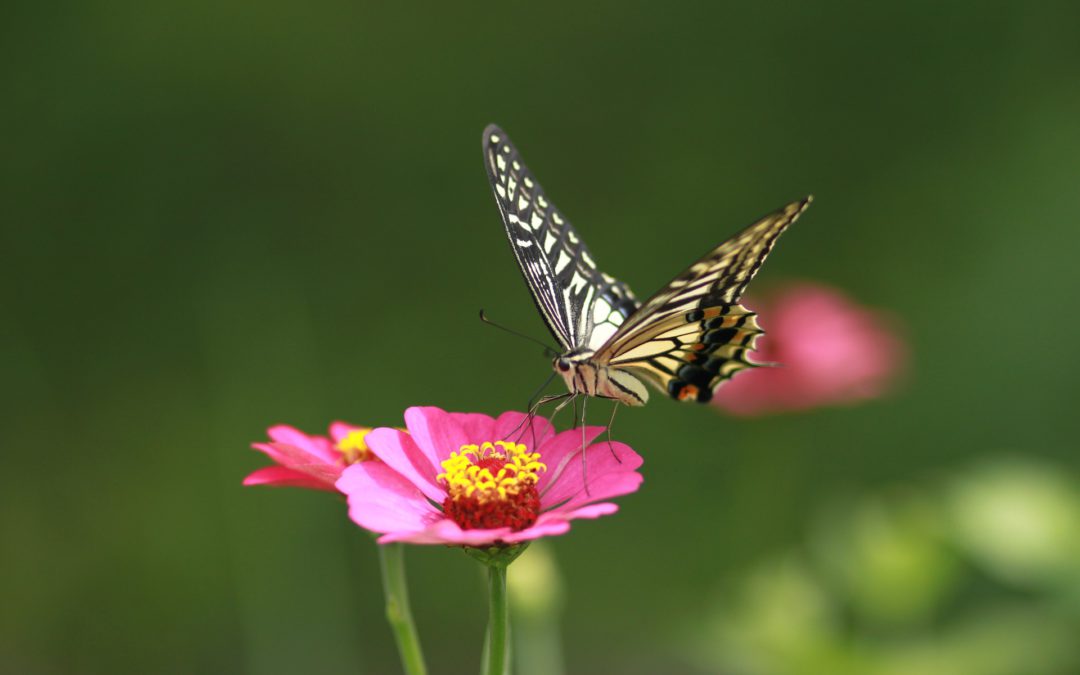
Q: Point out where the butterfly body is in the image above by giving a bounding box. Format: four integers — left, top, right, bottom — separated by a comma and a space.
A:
483, 124, 810, 406
553, 353, 651, 406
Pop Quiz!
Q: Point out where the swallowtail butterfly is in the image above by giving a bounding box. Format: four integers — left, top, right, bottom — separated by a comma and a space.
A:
482, 124, 810, 406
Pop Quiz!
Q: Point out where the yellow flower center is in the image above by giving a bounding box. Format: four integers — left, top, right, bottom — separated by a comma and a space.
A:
335, 429, 375, 464
436, 441, 547, 531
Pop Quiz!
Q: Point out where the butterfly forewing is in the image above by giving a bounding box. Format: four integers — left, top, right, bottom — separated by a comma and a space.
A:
482, 125, 638, 352
597, 198, 811, 402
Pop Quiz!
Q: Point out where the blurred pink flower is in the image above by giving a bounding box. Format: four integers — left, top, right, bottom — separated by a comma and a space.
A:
336, 406, 643, 546
244, 422, 375, 491
713, 282, 906, 416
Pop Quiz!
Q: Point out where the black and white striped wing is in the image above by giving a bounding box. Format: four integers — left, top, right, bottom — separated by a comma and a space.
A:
596, 198, 811, 403
482, 124, 638, 352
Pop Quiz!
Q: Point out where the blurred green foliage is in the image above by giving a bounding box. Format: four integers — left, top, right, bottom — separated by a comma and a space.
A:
3, 2, 1079, 673
688, 458, 1080, 675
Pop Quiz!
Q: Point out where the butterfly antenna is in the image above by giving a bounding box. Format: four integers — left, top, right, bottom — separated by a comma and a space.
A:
479, 310, 559, 357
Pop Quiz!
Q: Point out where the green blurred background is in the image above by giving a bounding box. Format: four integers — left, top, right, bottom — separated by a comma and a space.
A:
4, 2, 1080, 673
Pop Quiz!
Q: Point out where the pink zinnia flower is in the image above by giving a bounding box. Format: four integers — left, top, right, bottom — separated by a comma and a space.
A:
336, 406, 643, 546
244, 422, 375, 491
713, 282, 906, 416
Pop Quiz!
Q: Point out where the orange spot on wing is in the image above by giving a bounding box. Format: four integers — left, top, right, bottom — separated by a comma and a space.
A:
678, 385, 699, 401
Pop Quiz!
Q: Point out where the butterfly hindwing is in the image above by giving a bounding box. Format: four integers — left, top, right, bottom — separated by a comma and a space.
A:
597, 198, 811, 402
609, 306, 764, 403
482, 125, 638, 352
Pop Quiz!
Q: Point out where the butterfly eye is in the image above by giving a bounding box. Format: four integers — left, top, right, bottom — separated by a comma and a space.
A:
556, 359, 571, 373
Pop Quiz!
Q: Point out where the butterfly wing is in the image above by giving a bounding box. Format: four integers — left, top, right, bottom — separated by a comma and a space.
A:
482, 124, 638, 352
596, 198, 811, 402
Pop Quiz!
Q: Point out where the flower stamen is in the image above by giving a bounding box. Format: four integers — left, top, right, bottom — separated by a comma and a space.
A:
437, 441, 546, 531
335, 429, 375, 464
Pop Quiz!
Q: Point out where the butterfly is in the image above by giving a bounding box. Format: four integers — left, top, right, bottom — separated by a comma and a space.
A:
482, 124, 811, 408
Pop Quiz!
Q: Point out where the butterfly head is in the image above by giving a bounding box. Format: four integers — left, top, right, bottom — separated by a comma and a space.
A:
552, 355, 580, 393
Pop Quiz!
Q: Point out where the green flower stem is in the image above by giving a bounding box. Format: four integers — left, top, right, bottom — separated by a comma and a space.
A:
467, 544, 526, 675
378, 543, 428, 675
483, 563, 510, 675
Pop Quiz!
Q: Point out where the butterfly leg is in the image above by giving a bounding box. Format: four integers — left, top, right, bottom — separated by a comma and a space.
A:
580, 395, 590, 496
507, 392, 569, 444
547, 392, 577, 419
537, 392, 581, 501
538, 394, 589, 499
523, 371, 558, 448
536, 391, 582, 447
605, 401, 622, 464
545, 392, 576, 435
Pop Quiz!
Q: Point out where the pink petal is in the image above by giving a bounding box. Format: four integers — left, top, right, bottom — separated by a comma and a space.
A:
561, 471, 643, 513
540, 441, 644, 510
251, 442, 343, 485
493, 411, 555, 448
375, 501, 625, 545
375, 530, 449, 545
250, 441, 292, 465
404, 407, 490, 466
447, 412, 498, 444
377, 519, 514, 546
329, 421, 368, 444
355, 428, 446, 503
265, 424, 314, 447
548, 502, 620, 520
266, 425, 339, 464
336, 462, 440, 534
500, 520, 572, 543
499, 503, 622, 543
243, 466, 334, 491
534, 426, 606, 493
256, 441, 325, 469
